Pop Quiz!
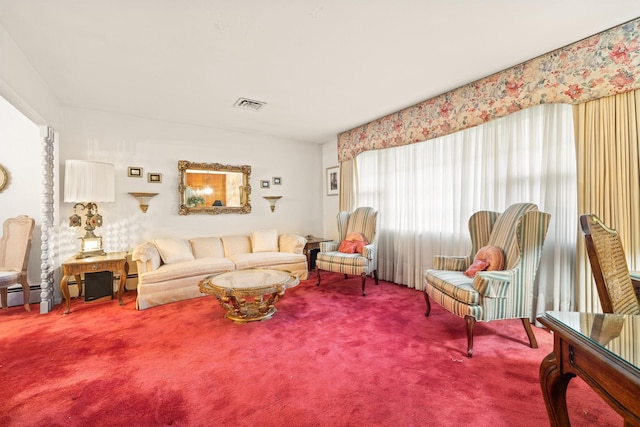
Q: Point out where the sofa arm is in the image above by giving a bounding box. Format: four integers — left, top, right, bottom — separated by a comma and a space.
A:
132, 242, 161, 273
320, 241, 339, 252
279, 234, 307, 254
472, 270, 515, 298
433, 255, 470, 271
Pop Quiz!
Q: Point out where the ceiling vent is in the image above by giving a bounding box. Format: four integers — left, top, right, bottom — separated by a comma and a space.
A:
233, 97, 266, 112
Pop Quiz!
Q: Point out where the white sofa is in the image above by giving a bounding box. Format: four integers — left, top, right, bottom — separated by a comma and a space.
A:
132, 230, 308, 310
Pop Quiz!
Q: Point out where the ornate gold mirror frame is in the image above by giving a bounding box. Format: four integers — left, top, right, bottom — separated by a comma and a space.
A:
178, 160, 251, 215
0, 165, 7, 192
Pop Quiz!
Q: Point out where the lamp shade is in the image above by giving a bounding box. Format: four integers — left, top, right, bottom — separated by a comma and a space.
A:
64, 160, 116, 202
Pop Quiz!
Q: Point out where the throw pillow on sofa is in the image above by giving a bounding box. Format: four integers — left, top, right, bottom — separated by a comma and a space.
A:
189, 237, 225, 259
251, 229, 279, 252
279, 234, 305, 254
154, 238, 195, 264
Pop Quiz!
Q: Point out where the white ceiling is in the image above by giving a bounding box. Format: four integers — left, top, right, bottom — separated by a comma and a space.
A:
0, 1, 639, 144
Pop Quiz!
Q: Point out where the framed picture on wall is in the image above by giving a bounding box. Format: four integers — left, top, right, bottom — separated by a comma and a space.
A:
128, 167, 142, 177
261, 180, 270, 189
326, 166, 339, 196
148, 173, 162, 183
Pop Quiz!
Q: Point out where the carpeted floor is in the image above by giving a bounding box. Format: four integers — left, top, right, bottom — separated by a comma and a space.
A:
0, 272, 620, 426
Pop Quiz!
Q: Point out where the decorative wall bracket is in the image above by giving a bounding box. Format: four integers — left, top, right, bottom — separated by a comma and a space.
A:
263, 196, 282, 212
129, 192, 159, 213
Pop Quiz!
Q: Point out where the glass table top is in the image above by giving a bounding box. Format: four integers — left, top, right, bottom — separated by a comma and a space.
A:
206, 268, 299, 290
544, 311, 640, 368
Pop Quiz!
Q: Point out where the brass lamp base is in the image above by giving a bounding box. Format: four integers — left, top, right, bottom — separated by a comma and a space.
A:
75, 249, 106, 259
76, 236, 105, 259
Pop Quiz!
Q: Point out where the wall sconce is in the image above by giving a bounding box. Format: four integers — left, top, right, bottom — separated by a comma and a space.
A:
64, 160, 115, 258
128, 192, 159, 213
263, 196, 282, 212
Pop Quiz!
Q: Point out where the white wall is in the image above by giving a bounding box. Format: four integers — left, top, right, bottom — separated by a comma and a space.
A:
0, 20, 340, 310
322, 139, 340, 241
0, 96, 43, 305
0, 22, 63, 309
59, 108, 324, 258
0, 24, 62, 128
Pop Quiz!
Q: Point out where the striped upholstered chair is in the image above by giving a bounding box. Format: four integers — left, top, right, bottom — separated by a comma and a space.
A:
0, 215, 35, 312
580, 214, 640, 315
424, 203, 550, 357
316, 207, 379, 296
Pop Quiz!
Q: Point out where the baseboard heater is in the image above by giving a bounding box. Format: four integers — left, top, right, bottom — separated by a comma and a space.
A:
84, 271, 113, 302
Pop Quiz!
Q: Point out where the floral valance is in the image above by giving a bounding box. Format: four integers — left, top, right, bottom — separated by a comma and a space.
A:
338, 18, 640, 162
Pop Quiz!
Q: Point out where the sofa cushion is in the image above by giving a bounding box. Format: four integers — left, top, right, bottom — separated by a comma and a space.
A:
190, 237, 225, 259
228, 252, 306, 270
154, 238, 194, 264
279, 234, 306, 254
139, 257, 234, 284
251, 229, 279, 253
221, 235, 252, 257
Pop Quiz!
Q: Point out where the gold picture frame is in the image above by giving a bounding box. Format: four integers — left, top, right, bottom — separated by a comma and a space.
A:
148, 173, 162, 183
128, 167, 142, 177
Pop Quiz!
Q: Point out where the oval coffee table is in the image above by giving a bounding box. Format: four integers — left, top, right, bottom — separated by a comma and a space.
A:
199, 268, 300, 323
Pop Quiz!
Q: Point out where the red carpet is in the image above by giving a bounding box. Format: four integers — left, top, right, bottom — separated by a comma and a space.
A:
1, 273, 620, 426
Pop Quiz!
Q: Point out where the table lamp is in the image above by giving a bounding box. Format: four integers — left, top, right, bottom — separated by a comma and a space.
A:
64, 160, 115, 258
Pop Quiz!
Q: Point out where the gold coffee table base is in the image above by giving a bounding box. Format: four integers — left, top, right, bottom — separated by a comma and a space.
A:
200, 268, 299, 323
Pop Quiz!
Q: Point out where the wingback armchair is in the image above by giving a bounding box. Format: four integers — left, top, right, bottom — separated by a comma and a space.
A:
316, 207, 379, 296
424, 203, 550, 357
0, 215, 35, 312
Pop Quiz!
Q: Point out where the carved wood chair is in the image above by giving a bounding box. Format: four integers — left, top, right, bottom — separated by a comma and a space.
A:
580, 214, 640, 314
0, 215, 35, 311
316, 207, 379, 296
424, 203, 550, 357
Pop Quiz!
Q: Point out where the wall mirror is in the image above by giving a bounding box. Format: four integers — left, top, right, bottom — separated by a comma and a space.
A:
178, 160, 251, 215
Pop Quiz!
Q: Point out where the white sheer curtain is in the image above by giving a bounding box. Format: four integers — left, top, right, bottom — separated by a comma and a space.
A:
356, 103, 577, 318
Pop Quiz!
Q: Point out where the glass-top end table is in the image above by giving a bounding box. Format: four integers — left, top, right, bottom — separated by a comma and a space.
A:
537, 311, 640, 426
199, 268, 300, 323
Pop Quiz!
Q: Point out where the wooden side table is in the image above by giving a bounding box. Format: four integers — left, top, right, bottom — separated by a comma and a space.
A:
60, 251, 129, 315
304, 236, 331, 270
538, 311, 640, 426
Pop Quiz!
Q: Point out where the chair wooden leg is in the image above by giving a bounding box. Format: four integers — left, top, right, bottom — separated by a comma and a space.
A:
360, 273, 366, 296
373, 269, 379, 285
344, 274, 348, 280
522, 318, 538, 348
465, 315, 476, 358
424, 292, 431, 317
0, 287, 7, 309
316, 267, 321, 286
21, 277, 31, 312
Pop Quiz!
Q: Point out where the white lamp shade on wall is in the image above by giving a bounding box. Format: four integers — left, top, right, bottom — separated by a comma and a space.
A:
64, 160, 115, 203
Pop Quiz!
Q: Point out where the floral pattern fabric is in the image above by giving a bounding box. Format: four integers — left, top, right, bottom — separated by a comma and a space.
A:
338, 19, 640, 162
